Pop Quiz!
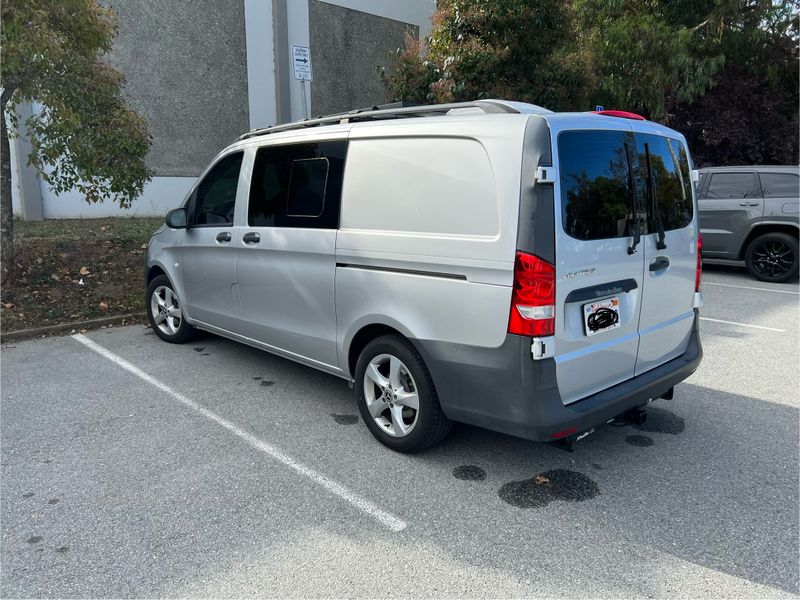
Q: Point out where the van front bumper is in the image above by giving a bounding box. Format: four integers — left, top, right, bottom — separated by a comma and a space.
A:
415, 310, 702, 443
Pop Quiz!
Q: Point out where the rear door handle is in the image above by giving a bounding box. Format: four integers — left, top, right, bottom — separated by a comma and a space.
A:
242, 232, 261, 245
216, 231, 231, 243
739, 201, 759, 206
649, 256, 670, 273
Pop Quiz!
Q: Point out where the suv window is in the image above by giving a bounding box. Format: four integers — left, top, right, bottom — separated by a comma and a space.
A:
559, 130, 635, 241
192, 152, 243, 226
248, 141, 346, 228
635, 134, 693, 232
759, 172, 799, 198
705, 173, 756, 200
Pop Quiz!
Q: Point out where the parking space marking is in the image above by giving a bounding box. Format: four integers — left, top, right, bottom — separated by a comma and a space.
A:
702, 281, 800, 295
71, 333, 407, 533
699, 317, 786, 332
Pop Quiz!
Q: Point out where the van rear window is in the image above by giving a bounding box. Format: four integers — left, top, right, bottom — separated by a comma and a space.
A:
559, 130, 634, 241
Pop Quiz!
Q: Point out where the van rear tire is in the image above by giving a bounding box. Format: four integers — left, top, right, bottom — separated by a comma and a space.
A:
354, 334, 452, 453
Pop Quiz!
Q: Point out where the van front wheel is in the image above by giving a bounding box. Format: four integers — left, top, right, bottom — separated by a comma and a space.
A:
354, 335, 451, 453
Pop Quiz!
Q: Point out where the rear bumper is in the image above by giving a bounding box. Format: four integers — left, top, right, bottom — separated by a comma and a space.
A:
416, 310, 702, 442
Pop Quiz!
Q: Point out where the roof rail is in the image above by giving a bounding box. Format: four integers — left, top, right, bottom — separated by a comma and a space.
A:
236, 100, 521, 141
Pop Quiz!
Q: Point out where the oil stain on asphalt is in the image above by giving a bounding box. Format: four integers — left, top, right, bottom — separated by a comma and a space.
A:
330, 413, 359, 425
260, 380, 275, 387
625, 435, 654, 447
453, 465, 487, 481
498, 469, 600, 508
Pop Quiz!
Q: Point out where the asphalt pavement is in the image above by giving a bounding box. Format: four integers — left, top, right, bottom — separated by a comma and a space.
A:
1, 263, 798, 598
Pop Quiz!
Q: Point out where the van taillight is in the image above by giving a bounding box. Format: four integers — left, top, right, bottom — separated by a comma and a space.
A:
695, 233, 703, 292
508, 252, 555, 337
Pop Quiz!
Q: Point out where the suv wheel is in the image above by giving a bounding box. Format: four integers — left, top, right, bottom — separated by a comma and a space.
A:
744, 233, 799, 283
354, 335, 451, 453
146, 275, 197, 343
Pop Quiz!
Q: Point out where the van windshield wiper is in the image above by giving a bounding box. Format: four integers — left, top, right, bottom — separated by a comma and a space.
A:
644, 143, 667, 250
627, 174, 641, 255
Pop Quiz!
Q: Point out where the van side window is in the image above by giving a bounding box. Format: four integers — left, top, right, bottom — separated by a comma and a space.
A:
192, 152, 244, 226
705, 173, 756, 200
287, 158, 328, 217
248, 141, 346, 229
559, 130, 634, 241
759, 173, 799, 198
635, 134, 693, 232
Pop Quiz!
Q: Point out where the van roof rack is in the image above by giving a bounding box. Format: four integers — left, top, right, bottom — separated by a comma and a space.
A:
237, 100, 522, 141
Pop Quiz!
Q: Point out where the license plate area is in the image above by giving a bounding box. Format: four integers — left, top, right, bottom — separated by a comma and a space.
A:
583, 296, 621, 336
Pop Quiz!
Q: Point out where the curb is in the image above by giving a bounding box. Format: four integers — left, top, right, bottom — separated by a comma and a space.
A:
1, 313, 147, 343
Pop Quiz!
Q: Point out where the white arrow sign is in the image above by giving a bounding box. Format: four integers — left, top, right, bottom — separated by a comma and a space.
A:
292, 45, 312, 81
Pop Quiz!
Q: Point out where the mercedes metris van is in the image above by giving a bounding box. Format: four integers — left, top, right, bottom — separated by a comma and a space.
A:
145, 100, 703, 452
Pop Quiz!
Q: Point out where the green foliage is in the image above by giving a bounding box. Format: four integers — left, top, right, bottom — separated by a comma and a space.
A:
575, 0, 726, 121
1, 0, 151, 206
383, 0, 594, 110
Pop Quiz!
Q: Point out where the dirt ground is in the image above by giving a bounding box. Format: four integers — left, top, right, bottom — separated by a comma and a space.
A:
1, 217, 163, 333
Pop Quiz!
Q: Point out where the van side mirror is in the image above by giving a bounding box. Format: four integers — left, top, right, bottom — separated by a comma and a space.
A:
165, 207, 188, 229
690, 169, 700, 183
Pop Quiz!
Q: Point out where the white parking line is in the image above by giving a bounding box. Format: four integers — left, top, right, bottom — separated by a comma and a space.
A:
699, 317, 786, 333
71, 333, 407, 533
703, 281, 800, 295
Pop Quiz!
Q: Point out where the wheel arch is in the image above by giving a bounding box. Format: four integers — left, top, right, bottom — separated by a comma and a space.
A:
344, 319, 423, 380
738, 223, 799, 260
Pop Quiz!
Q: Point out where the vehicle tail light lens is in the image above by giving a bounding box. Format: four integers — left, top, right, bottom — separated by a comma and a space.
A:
508, 251, 555, 337
695, 233, 703, 292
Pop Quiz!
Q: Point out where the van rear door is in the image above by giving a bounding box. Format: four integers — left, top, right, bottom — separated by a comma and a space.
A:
631, 133, 697, 374
552, 127, 646, 404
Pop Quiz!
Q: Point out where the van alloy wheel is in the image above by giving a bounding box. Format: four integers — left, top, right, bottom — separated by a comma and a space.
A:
150, 285, 183, 336
363, 353, 420, 437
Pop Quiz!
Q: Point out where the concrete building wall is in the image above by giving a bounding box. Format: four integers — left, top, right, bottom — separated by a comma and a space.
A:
11, 0, 436, 220
309, 1, 419, 116
105, 0, 251, 177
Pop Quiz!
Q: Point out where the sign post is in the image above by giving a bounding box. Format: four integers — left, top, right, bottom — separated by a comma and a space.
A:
292, 45, 312, 119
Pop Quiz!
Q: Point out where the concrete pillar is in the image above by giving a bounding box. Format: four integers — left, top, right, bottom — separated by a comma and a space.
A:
9, 103, 43, 221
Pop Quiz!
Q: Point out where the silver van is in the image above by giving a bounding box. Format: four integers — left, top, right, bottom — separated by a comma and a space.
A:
145, 101, 703, 452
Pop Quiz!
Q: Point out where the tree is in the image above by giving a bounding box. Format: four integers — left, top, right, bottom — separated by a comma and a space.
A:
382, 0, 594, 111
574, 0, 727, 122
1, 0, 151, 284
671, 1, 799, 165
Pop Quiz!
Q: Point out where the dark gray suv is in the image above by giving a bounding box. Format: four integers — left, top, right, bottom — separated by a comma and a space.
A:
698, 166, 799, 282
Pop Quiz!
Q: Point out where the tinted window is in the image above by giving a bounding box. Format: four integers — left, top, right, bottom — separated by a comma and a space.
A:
287, 158, 328, 217
635, 134, 693, 231
248, 141, 346, 228
193, 152, 243, 226
706, 173, 755, 199
760, 173, 799, 198
559, 130, 634, 241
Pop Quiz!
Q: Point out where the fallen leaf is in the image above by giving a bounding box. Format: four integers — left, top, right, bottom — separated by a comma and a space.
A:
534, 475, 550, 485
50, 274, 60, 281
140, 243, 148, 249
79, 266, 90, 275
2, 303, 13, 309
99, 301, 109, 311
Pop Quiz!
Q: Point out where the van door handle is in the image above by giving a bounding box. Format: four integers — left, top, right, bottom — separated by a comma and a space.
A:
216, 231, 231, 243
739, 201, 759, 206
649, 256, 670, 273
242, 232, 261, 245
